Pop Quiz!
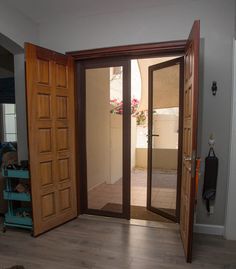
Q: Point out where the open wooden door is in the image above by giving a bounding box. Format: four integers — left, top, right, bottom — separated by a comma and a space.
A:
180, 20, 200, 262
25, 43, 77, 236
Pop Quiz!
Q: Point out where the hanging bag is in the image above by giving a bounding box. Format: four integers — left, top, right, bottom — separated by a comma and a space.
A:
202, 147, 218, 213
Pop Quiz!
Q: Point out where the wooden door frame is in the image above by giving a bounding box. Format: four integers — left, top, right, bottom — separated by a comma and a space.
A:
147, 57, 184, 223
67, 40, 187, 218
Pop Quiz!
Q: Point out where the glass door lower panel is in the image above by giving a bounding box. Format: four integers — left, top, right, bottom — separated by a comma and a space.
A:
81, 60, 130, 218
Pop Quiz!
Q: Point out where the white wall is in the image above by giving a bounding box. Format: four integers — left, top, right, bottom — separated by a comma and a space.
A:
110, 114, 122, 184
86, 68, 110, 190
136, 148, 178, 170
86, 68, 124, 189
153, 114, 178, 149
131, 117, 137, 170
38, 0, 235, 227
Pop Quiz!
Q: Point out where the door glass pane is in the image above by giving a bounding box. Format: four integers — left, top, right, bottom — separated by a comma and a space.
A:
86, 66, 123, 213
151, 64, 180, 216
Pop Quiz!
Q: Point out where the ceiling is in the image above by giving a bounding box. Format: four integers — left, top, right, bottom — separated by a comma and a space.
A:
5, 0, 199, 24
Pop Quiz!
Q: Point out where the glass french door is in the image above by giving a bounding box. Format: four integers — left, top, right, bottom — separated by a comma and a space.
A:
147, 57, 184, 222
78, 59, 131, 219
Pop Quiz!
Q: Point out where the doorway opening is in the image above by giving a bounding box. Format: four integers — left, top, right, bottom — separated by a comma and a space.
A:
79, 55, 183, 223
73, 22, 200, 262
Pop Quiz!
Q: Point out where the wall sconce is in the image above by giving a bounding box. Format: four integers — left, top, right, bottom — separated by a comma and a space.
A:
211, 81, 217, 96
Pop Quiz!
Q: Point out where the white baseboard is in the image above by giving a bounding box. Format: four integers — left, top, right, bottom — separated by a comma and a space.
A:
194, 224, 225, 236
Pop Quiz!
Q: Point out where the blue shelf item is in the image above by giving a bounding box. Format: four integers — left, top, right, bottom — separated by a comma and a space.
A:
2, 168, 29, 179
1, 167, 33, 233
5, 208, 32, 228
3, 190, 31, 202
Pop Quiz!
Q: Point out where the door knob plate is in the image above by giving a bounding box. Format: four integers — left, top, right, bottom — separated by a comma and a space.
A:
184, 156, 192, 161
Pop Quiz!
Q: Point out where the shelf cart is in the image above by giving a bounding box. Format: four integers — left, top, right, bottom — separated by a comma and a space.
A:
1, 168, 32, 233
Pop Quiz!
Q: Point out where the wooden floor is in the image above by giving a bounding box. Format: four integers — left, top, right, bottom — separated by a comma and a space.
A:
0, 216, 236, 269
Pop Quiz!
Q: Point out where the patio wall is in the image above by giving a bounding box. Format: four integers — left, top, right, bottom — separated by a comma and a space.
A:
86, 68, 134, 189
135, 148, 178, 170
110, 115, 137, 183
86, 68, 110, 190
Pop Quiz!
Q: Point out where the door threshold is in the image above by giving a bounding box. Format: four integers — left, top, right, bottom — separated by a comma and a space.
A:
78, 214, 179, 230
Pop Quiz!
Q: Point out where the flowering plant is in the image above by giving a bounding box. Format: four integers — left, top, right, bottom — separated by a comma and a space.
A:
134, 110, 147, 125
110, 98, 139, 115
110, 99, 123, 114
134, 110, 157, 126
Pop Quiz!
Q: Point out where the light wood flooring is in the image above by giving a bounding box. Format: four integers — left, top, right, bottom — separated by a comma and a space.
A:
0, 216, 236, 269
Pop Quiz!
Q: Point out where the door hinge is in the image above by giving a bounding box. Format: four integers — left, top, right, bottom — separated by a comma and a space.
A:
191, 150, 196, 178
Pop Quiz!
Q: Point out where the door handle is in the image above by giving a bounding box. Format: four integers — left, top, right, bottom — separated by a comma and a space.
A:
184, 156, 192, 161
146, 134, 160, 137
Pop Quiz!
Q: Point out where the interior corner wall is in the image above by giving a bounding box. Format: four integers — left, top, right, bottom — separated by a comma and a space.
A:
38, 0, 235, 227
0, 2, 38, 48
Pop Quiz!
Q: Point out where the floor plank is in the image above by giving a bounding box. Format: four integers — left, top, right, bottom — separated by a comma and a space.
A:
0, 217, 236, 269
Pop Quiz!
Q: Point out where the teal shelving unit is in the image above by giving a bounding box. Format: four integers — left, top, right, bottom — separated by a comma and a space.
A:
1, 168, 33, 233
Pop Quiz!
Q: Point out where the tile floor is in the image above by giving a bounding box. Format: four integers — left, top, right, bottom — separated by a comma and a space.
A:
88, 168, 177, 211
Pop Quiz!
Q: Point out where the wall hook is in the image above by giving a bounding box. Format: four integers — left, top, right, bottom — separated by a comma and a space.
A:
208, 133, 215, 147
211, 81, 217, 96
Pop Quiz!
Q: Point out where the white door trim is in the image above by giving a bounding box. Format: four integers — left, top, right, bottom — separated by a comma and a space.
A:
225, 39, 236, 240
